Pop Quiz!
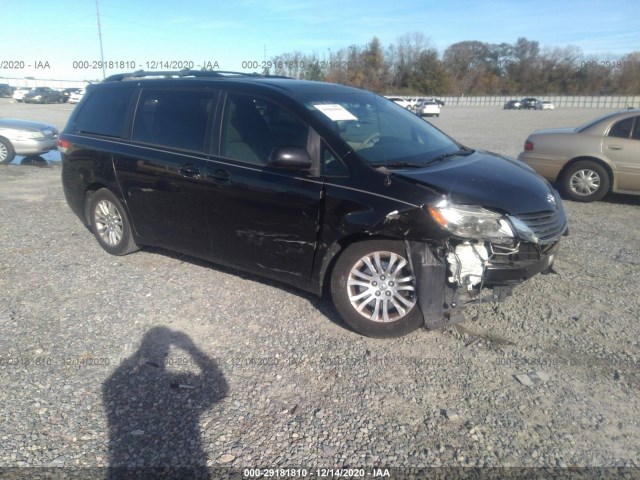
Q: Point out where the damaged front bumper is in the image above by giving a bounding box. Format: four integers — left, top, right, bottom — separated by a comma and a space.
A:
407, 238, 561, 330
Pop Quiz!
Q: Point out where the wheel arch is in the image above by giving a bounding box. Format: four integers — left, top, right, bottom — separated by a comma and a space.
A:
557, 156, 615, 192
317, 233, 406, 297
83, 183, 120, 225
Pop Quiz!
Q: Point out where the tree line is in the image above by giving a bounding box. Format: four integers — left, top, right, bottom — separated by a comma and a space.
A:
262, 33, 640, 96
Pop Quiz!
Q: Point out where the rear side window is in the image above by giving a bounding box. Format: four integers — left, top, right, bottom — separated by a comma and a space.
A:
75, 87, 133, 137
609, 117, 634, 139
132, 90, 216, 152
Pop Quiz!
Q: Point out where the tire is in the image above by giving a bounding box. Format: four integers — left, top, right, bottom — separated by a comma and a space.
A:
0, 138, 16, 164
560, 160, 610, 202
88, 188, 139, 255
330, 240, 423, 338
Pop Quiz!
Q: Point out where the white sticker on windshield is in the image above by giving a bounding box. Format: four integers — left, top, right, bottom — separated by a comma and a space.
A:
314, 104, 358, 121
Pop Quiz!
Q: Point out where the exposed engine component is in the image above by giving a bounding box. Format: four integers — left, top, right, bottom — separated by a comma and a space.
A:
447, 242, 489, 288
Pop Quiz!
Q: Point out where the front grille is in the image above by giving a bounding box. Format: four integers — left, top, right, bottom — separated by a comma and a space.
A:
516, 209, 567, 245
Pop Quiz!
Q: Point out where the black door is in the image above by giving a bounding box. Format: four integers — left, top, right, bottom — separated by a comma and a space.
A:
205, 93, 323, 282
113, 88, 218, 256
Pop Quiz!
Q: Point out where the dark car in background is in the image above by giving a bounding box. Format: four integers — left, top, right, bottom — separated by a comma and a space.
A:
23, 87, 64, 104
0, 84, 13, 98
59, 70, 567, 338
520, 97, 538, 109
504, 100, 521, 110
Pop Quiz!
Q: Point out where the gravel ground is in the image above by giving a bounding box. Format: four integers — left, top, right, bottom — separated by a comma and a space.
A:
1, 101, 639, 475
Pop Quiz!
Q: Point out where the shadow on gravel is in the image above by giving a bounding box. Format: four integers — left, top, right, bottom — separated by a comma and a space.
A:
140, 246, 353, 333
600, 192, 640, 206
102, 326, 228, 478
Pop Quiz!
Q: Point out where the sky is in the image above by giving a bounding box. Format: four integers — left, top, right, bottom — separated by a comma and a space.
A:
1, 0, 639, 81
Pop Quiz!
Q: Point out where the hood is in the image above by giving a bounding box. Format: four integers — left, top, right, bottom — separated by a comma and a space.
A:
0, 118, 55, 131
393, 150, 558, 215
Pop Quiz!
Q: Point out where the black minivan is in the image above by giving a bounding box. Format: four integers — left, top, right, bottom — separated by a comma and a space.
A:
59, 70, 567, 337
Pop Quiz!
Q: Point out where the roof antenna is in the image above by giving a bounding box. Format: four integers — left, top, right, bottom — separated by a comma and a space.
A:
96, 0, 106, 80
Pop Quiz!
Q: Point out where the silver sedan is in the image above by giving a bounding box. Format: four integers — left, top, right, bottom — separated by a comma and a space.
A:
518, 109, 640, 202
0, 118, 59, 164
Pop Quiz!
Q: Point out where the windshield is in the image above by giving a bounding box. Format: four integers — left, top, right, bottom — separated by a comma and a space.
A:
301, 92, 460, 165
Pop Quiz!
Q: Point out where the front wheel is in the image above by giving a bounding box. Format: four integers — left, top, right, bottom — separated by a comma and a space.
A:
89, 188, 139, 255
0, 138, 16, 164
561, 160, 610, 202
331, 240, 423, 338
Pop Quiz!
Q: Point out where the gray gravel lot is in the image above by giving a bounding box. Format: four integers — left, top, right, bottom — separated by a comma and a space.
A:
1, 99, 639, 474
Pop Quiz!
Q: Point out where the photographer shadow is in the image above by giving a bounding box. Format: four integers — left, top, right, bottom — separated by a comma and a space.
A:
102, 326, 228, 478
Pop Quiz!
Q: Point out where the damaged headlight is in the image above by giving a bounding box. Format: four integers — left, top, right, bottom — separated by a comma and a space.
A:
428, 199, 534, 244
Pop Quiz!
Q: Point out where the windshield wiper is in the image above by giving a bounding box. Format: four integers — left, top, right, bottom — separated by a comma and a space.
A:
371, 161, 427, 169
427, 148, 474, 164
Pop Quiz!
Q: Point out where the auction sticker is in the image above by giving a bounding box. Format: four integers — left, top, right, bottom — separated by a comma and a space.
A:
313, 104, 358, 121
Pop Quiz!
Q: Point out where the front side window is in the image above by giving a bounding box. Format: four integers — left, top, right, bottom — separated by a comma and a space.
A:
300, 93, 459, 166
220, 94, 309, 165
132, 89, 216, 152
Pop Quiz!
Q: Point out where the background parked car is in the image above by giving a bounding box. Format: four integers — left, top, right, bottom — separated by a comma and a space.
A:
520, 97, 538, 109
0, 84, 13, 98
415, 99, 441, 117
386, 97, 412, 109
61, 88, 81, 103
68, 88, 85, 104
518, 109, 640, 202
12, 87, 32, 102
23, 87, 64, 104
504, 100, 522, 109
536, 101, 555, 110
0, 118, 59, 164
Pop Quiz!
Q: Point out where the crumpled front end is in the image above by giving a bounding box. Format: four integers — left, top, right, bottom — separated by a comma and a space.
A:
408, 191, 568, 329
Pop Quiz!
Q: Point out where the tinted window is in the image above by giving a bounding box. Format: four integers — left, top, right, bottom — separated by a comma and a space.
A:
75, 87, 133, 137
608, 117, 634, 139
631, 117, 640, 140
323, 143, 348, 176
301, 93, 456, 165
220, 94, 309, 165
133, 90, 215, 152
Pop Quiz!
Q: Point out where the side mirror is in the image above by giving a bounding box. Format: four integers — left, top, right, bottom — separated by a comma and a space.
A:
268, 146, 312, 170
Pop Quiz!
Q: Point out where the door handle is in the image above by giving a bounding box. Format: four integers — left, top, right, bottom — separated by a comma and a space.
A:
207, 169, 231, 183
179, 164, 201, 178
608, 145, 623, 150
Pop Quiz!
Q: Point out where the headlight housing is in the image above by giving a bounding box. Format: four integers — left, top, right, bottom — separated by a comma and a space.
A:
428, 199, 537, 244
13, 130, 45, 140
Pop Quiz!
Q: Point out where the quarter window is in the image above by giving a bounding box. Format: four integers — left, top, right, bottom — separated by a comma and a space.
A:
75, 87, 133, 137
132, 90, 216, 152
220, 94, 309, 165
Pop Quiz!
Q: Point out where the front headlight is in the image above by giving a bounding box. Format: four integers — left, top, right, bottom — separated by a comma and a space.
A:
427, 199, 516, 244
13, 130, 44, 140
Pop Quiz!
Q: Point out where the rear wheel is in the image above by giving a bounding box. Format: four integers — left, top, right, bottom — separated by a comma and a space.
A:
88, 188, 139, 255
561, 160, 609, 202
0, 138, 16, 164
331, 240, 423, 338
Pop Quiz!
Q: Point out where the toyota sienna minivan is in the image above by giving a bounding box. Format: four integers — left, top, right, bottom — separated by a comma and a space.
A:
59, 70, 568, 337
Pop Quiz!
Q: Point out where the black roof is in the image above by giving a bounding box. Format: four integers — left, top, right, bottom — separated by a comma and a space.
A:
101, 69, 369, 97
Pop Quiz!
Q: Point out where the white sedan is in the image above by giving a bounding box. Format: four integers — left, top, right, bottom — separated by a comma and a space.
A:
415, 100, 440, 117
68, 88, 85, 104
536, 101, 555, 110
12, 87, 32, 102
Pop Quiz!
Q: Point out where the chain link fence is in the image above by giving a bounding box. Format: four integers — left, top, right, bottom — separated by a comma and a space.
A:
439, 95, 639, 108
